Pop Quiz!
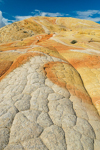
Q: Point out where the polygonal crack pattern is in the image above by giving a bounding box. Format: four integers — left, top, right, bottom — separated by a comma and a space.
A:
0, 52, 100, 150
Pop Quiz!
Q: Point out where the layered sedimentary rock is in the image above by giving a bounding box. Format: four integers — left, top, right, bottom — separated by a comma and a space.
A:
0, 16, 100, 150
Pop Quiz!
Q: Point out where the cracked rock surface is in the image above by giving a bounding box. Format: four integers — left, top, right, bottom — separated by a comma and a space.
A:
0, 53, 100, 150
1, 16, 100, 150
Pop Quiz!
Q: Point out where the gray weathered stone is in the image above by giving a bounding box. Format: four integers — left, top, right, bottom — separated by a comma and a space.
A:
40, 125, 67, 150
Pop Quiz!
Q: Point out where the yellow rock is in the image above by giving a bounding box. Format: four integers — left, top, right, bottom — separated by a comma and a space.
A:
1, 16, 100, 115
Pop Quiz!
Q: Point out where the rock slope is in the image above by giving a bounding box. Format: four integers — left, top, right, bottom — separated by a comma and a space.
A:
0, 16, 100, 150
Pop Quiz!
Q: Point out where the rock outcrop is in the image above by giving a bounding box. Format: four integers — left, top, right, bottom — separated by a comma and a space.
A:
0, 16, 100, 150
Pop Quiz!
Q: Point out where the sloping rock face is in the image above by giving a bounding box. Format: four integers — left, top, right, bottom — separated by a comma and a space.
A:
0, 16, 100, 150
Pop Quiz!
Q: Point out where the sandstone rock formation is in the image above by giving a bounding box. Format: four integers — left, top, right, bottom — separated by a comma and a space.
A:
0, 16, 100, 150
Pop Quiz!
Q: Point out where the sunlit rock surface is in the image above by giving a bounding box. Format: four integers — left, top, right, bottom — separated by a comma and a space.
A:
0, 16, 100, 150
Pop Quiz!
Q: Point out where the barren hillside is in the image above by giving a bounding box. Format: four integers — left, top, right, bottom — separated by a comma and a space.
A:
0, 16, 100, 150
